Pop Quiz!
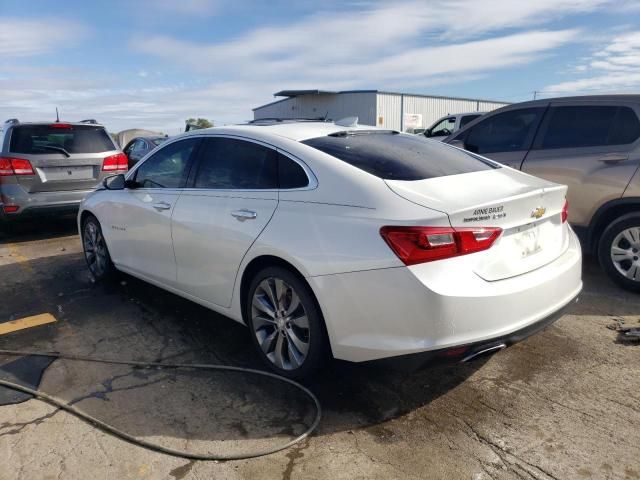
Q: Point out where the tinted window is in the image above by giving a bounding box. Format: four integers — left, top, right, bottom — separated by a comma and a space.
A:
540, 105, 640, 149
10, 125, 114, 154
194, 138, 277, 189
302, 132, 496, 181
134, 138, 199, 188
459, 114, 482, 129
278, 153, 309, 189
465, 108, 543, 154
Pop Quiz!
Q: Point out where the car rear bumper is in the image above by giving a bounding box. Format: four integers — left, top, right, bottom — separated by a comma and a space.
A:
308, 227, 582, 363
0, 185, 94, 219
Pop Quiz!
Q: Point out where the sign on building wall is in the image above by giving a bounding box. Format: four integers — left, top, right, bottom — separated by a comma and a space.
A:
403, 113, 422, 130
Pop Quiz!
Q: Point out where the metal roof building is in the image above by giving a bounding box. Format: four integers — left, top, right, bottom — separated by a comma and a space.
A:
253, 90, 510, 131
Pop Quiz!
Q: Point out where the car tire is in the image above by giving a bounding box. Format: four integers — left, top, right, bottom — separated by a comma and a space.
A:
245, 266, 329, 379
598, 213, 640, 293
82, 214, 116, 282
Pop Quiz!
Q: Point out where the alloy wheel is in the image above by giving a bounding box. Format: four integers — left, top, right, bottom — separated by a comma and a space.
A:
83, 221, 107, 277
610, 226, 640, 282
251, 277, 310, 370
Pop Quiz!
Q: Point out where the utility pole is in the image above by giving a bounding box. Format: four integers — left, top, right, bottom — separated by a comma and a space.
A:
533, 90, 538, 100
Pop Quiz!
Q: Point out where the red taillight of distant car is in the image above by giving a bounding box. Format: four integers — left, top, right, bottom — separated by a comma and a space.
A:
102, 153, 128, 172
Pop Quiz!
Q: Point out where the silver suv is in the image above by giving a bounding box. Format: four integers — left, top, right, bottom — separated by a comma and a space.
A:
0, 119, 126, 221
445, 95, 640, 292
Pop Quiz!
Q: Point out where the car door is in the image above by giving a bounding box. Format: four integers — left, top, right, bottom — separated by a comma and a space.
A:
171, 136, 279, 307
105, 137, 201, 285
521, 102, 640, 226
448, 106, 546, 168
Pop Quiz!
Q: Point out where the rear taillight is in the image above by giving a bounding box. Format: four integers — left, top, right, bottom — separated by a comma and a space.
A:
380, 226, 502, 266
0, 157, 35, 176
2, 205, 19, 213
561, 199, 569, 223
102, 153, 128, 172
49, 123, 73, 129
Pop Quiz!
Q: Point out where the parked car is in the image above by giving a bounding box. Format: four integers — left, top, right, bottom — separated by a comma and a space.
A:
0, 119, 126, 221
79, 121, 581, 378
444, 95, 640, 292
424, 112, 486, 140
122, 136, 168, 168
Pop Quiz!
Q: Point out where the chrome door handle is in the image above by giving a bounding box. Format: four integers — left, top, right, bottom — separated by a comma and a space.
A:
152, 201, 171, 211
231, 209, 257, 221
598, 154, 628, 165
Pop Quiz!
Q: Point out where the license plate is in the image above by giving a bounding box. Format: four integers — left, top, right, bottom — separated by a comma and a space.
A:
43, 166, 94, 181
515, 224, 541, 258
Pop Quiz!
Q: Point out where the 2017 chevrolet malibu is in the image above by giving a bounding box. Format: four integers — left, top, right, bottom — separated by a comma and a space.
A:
78, 120, 582, 378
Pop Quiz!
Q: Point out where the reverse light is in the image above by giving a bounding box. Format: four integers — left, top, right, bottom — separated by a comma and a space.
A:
102, 153, 128, 171
561, 199, 569, 223
380, 226, 503, 266
0, 157, 35, 176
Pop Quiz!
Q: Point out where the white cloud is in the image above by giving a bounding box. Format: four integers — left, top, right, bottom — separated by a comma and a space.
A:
545, 31, 640, 93
0, 18, 88, 57
149, 0, 219, 15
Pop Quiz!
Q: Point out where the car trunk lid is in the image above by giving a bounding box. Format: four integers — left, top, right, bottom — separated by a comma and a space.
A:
385, 168, 569, 280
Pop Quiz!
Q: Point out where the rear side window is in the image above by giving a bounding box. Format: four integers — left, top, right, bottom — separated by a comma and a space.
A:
464, 108, 543, 154
194, 138, 278, 189
459, 114, 481, 129
302, 132, 496, 181
538, 105, 640, 149
10, 125, 114, 154
278, 153, 309, 189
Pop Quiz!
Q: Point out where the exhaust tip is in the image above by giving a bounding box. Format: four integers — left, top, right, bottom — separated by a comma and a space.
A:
461, 343, 507, 363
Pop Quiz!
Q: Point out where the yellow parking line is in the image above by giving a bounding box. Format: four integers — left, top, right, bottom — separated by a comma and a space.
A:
0, 313, 57, 336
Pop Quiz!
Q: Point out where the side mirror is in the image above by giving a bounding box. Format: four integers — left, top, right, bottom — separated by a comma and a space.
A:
424, 129, 432, 138
103, 174, 126, 190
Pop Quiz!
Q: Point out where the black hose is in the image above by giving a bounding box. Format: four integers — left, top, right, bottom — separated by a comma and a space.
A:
0, 349, 321, 461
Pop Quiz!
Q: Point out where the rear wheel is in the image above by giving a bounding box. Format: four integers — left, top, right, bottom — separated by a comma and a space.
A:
246, 266, 328, 379
598, 213, 640, 293
82, 214, 115, 282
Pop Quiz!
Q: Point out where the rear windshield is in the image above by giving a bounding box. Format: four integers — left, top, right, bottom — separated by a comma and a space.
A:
302, 132, 497, 181
10, 125, 115, 155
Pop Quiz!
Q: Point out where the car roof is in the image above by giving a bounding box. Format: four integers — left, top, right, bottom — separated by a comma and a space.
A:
5, 121, 106, 128
180, 121, 391, 142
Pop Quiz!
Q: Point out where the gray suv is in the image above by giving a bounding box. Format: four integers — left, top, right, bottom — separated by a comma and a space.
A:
0, 119, 126, 222
445, 95, 640, 292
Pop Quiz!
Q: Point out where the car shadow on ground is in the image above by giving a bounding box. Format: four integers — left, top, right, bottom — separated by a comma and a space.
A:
0, 252, 489, 453
0, 216, 78, 245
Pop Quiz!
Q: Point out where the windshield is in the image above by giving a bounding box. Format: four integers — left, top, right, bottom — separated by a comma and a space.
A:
302, 132, 498, 181
10, 125, 115, 155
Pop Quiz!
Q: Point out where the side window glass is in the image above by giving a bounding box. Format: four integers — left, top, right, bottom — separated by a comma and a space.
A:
194, 138, 277, 189
539, 106, 618, 149
134, 138, 199, 188
278, 153, 309, 189
459, 114, 481, 129
609, 107, 640, 145
466, 108, 542, 154
431, 118, 455, 137
133, 139, 147, 152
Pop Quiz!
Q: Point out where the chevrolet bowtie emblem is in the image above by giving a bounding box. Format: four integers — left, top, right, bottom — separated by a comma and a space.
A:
531, 207, 546, 219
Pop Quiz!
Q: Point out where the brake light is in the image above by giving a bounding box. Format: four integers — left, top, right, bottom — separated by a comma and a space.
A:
2, 205, 19, 213
49, 123, 73, 129
0, 157, 35, 176
561, 199, 569, 223
380, 226, 502, 266
102, 153, 128, 171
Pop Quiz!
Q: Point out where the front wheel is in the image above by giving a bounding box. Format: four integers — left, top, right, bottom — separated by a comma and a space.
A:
246, 267, 328, 379
82, 214, 115, 282
598, 213, 640, 293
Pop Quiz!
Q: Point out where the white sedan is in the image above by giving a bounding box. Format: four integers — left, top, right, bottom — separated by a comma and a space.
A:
78, 120, 582, 378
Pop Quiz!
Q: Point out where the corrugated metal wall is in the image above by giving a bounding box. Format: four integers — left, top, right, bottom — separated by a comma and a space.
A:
377, 93, 508, 130
254, 92, 377, 125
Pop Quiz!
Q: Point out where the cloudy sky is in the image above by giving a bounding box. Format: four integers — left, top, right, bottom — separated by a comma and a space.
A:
1, 0, 640, 133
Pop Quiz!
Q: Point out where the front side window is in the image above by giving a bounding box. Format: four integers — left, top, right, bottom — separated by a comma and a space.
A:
538, 105, 640, 149
194, 138, 278, 189
303, 132, 496, 181
430, 117, 455, 137
465, 108, 543, 154
134, 137, 200, 188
